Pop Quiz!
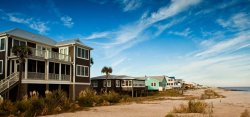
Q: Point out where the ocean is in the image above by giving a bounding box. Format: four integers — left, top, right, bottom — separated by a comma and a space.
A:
221, 87, 250, 92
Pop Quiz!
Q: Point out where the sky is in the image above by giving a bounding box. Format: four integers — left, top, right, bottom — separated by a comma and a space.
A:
0, 0, 250, 87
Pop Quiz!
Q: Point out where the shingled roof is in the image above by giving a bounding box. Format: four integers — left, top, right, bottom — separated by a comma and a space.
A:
0, 28, 92, 49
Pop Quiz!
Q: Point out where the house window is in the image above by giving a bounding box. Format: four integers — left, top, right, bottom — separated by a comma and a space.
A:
92, 81, 98, 87
0, 38, 5, 51
0, 60, 3, 74
122, 80, 132, 87
77, 47, 89, 59
116, 80, 120, 87
76, 65, 89, 77
103, 80, 111, 87
13, 39, 26, 46
151, 82, 156, 86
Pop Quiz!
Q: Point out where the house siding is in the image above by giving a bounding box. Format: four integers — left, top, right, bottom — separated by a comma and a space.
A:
75, 46, 90, 83
145, 78, 159, 91
0, 51, 5, 80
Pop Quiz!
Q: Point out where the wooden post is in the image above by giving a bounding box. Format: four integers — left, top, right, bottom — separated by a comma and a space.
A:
131, 80, 134, 98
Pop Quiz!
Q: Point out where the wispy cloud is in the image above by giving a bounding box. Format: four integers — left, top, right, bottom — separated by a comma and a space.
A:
88, 0, 202, 58
118, 0, 142, 12
168, 28, 191, 37
84, 32, 111, 40
154, 17, 186, 36
60, 16, 74, 28
195, 31, 250, 57
48, 0, 74, 28
111, 57, 127, 67
217, 12, 250, 31
0, 10, 49, 34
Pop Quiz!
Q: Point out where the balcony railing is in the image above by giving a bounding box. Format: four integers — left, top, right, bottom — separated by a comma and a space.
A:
27, 72, 45, 80
10, 48, 71, 62
49, 73, 70, 81
61, 74, 70, 81
48, 73, 59, 80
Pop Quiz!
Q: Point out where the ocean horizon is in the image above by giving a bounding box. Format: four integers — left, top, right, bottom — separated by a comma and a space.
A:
220, 87, 250, 92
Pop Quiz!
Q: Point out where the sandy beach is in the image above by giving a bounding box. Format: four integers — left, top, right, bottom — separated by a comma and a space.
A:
45, 88, 250, 117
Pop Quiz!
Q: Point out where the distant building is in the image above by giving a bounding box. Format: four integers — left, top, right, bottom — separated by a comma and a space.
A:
166, 76, 176, 89
144, 76, 160, 91
91, 75, 146, 95
147, 76, 167, 91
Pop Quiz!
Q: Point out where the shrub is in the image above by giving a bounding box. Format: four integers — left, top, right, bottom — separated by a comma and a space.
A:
0, 100, 16, 116
78, 88, 99, 107
241, 109, 250, 117
16, 99, 30, 113
100, 91, 120, 103
200, 89, 224, 99
25, 98, 44, 117
188, 100, 207, 113
173, 100, 207, 113
119, 95, 132, 103
44, 90, 70, 114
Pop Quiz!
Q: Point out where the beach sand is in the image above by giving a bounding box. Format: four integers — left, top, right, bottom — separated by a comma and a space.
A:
45, 88, 250, 117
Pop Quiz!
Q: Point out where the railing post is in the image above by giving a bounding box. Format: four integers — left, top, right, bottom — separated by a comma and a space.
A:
59, 63, 61, 80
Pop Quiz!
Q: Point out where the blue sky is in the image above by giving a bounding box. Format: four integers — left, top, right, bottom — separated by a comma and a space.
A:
1, 0, 250, 86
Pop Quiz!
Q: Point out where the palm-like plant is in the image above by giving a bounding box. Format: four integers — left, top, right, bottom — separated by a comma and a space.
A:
12, 45, 32, 99
101, 66, 112, 92
90, 57, 94, 67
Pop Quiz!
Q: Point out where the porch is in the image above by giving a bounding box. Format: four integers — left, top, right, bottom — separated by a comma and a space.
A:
10, 59, 71, 82
10, 47, 71, 62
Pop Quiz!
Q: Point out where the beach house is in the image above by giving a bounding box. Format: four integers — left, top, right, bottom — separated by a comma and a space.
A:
91, 75, 146, 96
0, 28, 92, 100
148, 76, 167, 91
145, 76, 160, 91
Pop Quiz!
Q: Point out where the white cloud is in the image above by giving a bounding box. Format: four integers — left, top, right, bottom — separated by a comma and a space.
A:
84, 32, 111, 40
195, 31, 250, 57
0, 11, 49, 34
168, 28, 191, 37
158, 30, 250, 86
60, 16, 74, 28
8, 14, 32, 24
29, 21, 49, 34
119, 0, 142, 12
154, 17, 186, 36
217, 12, 250, 31
111, 57, 127, 67
48, 1, 74, 28
88, 0, 201, 58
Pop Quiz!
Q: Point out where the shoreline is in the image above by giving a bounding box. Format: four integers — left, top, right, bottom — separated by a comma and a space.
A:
218, 87, 250, 92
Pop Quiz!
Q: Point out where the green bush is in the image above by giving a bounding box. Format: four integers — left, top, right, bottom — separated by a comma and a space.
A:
78, 88, 99, 107
25, 98, 44, 117
0, 100, 16, 115
16, 100, 30, 113
200, 89, 224, 99
173, 100, 207, 113
100, 91, 120, 103
44, 90, 70, 114
241, 109, 250, 117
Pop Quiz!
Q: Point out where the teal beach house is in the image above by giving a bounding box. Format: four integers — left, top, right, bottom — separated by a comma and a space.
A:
145, 76, 159, 91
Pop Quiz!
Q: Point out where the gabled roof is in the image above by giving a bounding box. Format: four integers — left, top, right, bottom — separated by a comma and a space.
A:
0, 28, 92, 49
148, 76, 166, 82
56, 38, 93, 49
2, 28, 57, 46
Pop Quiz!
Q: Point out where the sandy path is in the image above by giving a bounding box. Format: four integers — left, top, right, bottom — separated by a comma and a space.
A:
45, 88, 250, 117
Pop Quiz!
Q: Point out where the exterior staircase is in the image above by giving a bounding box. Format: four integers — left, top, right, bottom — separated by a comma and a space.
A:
0, 73, 19, 95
